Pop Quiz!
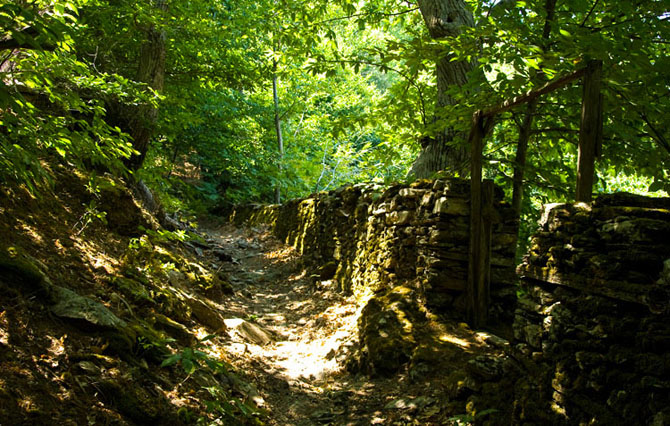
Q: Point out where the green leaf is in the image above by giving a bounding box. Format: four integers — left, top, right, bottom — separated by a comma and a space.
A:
160, 353, 181, 368
182, 357, 196, 375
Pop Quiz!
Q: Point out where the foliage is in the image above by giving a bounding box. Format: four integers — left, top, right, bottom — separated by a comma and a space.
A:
448, 407, 498, 425
0, 2, 153, 191
161, 335, 264, 425
2, 0, 668, 255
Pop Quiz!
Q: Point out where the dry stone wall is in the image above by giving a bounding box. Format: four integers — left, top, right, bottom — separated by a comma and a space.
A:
515, 193, 670, 424
229, 178, 518, 319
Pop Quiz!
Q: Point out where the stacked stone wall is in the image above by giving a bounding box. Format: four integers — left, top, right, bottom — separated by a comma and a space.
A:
228, 178, 518, 318
515, 193, 670, 424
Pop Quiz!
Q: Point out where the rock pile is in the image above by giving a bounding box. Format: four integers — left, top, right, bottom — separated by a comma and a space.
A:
515, 193, 670, 424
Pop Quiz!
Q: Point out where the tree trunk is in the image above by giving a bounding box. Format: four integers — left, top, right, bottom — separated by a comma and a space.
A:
125, 0, 167, 171
511, 0, 557, 217
512, 100, 536, 216
410, 0, 475, 178
272, 58, 284, 204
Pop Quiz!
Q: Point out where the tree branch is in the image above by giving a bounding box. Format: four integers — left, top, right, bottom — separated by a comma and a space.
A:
0, 27, 56, 51
580, 0, 600, 27
482, 67, 586, 117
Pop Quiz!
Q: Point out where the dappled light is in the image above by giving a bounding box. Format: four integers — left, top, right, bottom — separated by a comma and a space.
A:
1, 0, 669, 424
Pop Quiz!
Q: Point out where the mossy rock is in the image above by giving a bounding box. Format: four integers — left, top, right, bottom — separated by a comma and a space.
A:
150, 313, 195, 346
356, 285, 427, 376
217, 272, 235, 295
0, 246, 52, 297
97, 379, 179, 425
103, 327, 137, 358
128, 321, 172, 363
111, 276, 155, 305
50, 285, 128, 330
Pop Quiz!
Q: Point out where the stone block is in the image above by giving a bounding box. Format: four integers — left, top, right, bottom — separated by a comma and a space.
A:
433, 197, 469, 216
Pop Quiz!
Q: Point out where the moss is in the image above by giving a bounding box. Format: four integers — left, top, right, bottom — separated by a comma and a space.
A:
357, 285, 427, 376
98, 380, 166, 425
152, 244, 182, 266
0, 246, 50, 296
111, 276, 154, 305
151, 313, 195, 346
128, 321, 171, 363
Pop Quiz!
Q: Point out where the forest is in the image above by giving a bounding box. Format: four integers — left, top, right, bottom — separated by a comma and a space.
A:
1, 0, 669, 424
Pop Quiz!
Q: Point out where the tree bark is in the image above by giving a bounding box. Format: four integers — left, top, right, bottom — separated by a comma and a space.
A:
410, 0, 475, 179
272, 58, 284, 204
125, 0, 167, 171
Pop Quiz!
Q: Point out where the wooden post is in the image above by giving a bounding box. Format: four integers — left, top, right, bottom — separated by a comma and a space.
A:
479, 179, 494, 326
468, 111, 484, 326
576, 60, 603, 202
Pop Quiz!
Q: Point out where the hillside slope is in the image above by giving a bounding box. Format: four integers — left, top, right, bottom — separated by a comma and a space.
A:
0, 162, 263, 425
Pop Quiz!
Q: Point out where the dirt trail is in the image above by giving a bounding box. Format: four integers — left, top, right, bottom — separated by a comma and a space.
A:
202, 222, 507, 425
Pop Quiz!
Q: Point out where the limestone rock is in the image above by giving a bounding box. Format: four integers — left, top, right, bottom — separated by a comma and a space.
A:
185, 297, 227, 332
224, 318, 274, 345
433, 197, 469, 216
51, 286, 127, 330
516, 193, 670, 425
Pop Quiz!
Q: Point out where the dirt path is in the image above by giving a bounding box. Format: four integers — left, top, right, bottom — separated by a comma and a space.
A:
201, 223, 509, 425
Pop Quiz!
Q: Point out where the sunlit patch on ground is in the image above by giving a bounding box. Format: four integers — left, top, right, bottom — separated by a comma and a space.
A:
18, 222, 45, 246
438, 334, 471, 348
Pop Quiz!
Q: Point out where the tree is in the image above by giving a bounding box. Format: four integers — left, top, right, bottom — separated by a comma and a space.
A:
409, 0, 476, 178
124, 0, 168, 171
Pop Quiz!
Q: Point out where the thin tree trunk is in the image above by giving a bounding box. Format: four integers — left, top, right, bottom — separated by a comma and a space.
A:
410, 0, 475, 179
512, 100, 537, 215
126, 0, 167, 171
272, 58, 284, 204
511, 0, 557, 216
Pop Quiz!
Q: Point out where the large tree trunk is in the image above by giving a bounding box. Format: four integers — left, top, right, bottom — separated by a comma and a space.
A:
125, 0, 167, 171
410, 0, 475, 178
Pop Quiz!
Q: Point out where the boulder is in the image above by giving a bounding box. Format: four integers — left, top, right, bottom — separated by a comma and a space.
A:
224, 318, 274, 345
356, 285, 427, 376
51, 286, 127, 330
0, 246, 52, 296
185, 297, 227, 332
